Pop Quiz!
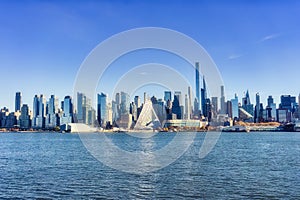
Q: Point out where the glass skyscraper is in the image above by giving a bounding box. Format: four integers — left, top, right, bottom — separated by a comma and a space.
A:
231, 94, 239, 119
60, 96, 73, 125
15, 92, 22, 112
120, 92, 130, 115
97, 93, 107, 126
164, 91, 172, 103
195, 62, 200, 114
201, 76, 207, 116
172, 91, 182, 119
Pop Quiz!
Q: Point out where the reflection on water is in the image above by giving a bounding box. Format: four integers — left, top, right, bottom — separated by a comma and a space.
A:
0, 132, 299, 199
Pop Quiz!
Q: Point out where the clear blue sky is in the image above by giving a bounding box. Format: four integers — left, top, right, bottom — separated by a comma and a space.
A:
1, 0, 300, 110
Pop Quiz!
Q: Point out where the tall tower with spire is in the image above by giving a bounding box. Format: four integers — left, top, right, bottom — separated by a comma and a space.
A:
201, 76, 207, 116
242, 90, 254, 117
195, 62, 200, 115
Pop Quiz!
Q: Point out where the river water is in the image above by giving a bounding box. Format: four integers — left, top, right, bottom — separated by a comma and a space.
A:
0, 132, 299, 199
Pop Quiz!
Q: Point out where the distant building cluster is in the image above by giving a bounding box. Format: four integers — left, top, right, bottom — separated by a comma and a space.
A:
1, 62, 300, 131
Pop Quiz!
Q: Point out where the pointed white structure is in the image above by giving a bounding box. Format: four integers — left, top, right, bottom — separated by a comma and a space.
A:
134, 99, 161, 130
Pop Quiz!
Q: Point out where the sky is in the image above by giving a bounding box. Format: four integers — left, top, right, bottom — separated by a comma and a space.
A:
1, 0, 300, 110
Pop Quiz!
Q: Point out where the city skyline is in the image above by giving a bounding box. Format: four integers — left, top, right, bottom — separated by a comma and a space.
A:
1, 60, 300, 131
1, 1, 300, 110
2, 87, 300, 115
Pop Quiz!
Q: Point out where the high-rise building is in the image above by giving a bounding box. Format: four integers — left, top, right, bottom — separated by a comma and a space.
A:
201, 76, 207, 116
144, 92, 147, 104
45, 95, 60, 129
111, 100, 119, 123
220, 85, 226, 114
266, 95, 276, 121
195, 62, 200, 114
120, 92, 130, 115
211, 97, 218, 118
15, 92, 22, 112
157, 99, 165, 122
88, 108, 96, 126
115, 93, 121, 120
134, 96, 141, 108
187, 86, 192, 119
77, 92, 91, 124
0, 108, 9, 128
5, 112, 19, 128
279, 95, 296, 121
164, 91, 172, 103
172, 91, 182, 119
115, 93, 121, 105
226, 100, 233, 118
254, 93, 261, 123
242, 90, 254, 117
298, 93, 300, 118
279, 95, 296, 111
77, 92, 84, 123
60, 96, 74, 125
151, 96, 165, 122
32, 94, 46, 128
231, 94, 239, 119
193, 98, 199, 118
204, 98, 212, 121
19, 104, 31, 130
97, 93, 107, 126
130, 102, 137, 121
33, 95, 39, 118
184, 94, 189, 119
106, 101, 112, 127
267, 95, 274, 106
277, 108, 289, 123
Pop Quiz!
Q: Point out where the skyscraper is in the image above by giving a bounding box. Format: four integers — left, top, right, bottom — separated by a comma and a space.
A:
88, 108, 96, 126
48, 95, 59, 114
15, 92, 22, 112
184, 94, 189, 119
77, 92, 84, 123
220, 85, 226, 114
19, 104, 31, 129
144, 92, 147, 104
279, 95, 296, 122
266, 95, 276, 121
201, 76, 207, 116
45, 95, 60, 129
172, 91, 182, 119
32, 94, 46, 128
115, 93, 120, 105
254, 93, 260, 123
133, 96, 141, 121
115, 93, 121, 121
205, 98, 212, 122
33, 95, 39, 118
134, 95, 141, 108
187, 86, 192, 118
279, 95, 296, 111
231, 94, 239, 119
242, 90, 254, 117
195, 62, 200, 114
267, 95, 274, 106
77, 92, 91, 124
60, 96, 74, 125
120, 92, 130, 115
164, 91, 172, 103
97, 93, 107, 126
226, 100, 233, 118
211, 97, 218, 118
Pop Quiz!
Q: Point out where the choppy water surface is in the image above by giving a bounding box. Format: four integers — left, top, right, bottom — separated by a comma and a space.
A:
0, 132, 299, 199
